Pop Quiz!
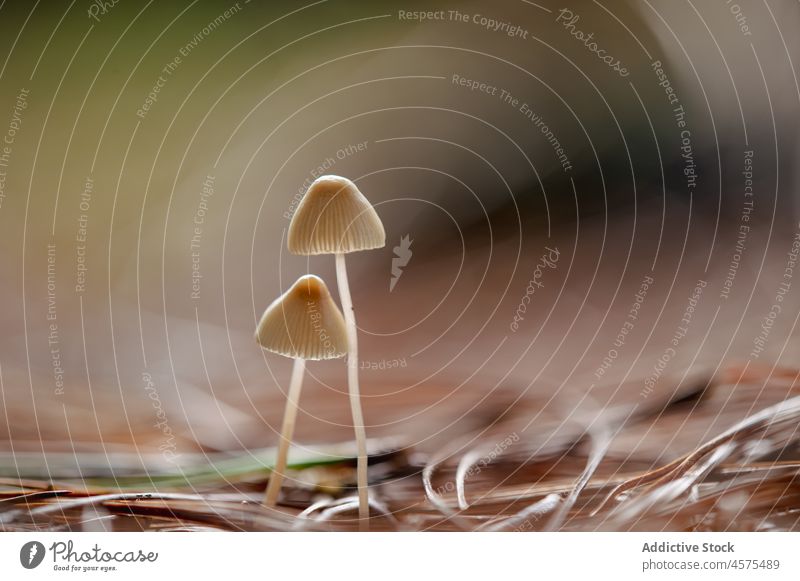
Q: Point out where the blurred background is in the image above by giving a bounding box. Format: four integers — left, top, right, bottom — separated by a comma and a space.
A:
1, 0, 800, 529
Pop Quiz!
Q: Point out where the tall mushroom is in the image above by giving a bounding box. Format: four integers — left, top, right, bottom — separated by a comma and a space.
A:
288, 175, 385, 523
256, 274, 348, 507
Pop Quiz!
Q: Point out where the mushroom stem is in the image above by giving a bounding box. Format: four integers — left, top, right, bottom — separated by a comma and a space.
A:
335, 252, 370, 526
264, 357, 305, 507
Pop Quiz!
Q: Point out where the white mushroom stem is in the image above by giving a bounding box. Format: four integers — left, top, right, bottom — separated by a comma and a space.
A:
264, 357, 305, 506
335, 252, 370, 525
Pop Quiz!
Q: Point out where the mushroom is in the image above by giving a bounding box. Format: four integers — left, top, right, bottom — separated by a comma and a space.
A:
256, 274, 348, 507
288, 175, 385, 523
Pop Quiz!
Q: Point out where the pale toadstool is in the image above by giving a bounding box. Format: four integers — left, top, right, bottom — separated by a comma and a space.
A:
288, 175, 385, 523
256, 274, 348, 507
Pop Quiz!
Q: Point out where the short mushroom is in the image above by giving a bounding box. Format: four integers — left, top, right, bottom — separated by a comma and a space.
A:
288, 175, 385, 523
255, 274, 348, 507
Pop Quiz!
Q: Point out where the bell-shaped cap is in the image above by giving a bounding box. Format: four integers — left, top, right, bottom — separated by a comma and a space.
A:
255, 275, 347, 360
288, 175, 385, 255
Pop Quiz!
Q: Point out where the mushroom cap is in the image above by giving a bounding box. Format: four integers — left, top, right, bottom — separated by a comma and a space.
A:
255, 275, 348, 360
288, 175, 385, 255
